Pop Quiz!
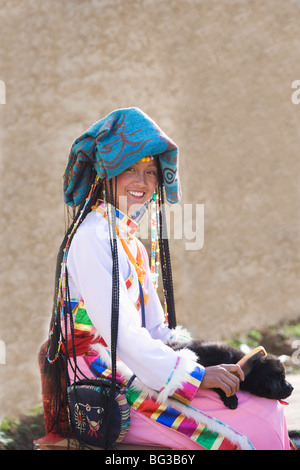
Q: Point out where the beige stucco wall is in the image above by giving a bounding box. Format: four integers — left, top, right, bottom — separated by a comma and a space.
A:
0, 0, 300, 419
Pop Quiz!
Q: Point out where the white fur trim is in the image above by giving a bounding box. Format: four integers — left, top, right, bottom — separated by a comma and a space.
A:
128, 348, 199, 405
157, 348, 199, 404
92, 342, 112, 368
164, 326, 193, 344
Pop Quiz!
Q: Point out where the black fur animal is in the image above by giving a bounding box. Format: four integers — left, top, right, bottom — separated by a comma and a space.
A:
171, 340, 293, 409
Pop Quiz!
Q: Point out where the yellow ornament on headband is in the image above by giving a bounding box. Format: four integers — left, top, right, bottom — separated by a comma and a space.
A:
140, 155, 154, 162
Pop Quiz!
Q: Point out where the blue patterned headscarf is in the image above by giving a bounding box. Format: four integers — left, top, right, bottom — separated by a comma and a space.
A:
63, 107, 181, 207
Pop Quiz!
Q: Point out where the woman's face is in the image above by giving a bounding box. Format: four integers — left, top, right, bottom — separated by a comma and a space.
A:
107, 159, 158, 215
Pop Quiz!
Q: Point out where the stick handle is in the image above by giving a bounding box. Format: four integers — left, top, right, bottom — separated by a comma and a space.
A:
236, 346, 267, 376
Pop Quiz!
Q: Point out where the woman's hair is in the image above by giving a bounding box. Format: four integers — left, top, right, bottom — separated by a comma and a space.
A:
157, 163, 176, 329
44, 161, 176, 436
44, 168, 102, 435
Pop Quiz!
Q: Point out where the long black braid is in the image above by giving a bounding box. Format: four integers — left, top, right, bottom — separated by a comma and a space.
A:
103, 177, 120, 448
157, 163, 177, 329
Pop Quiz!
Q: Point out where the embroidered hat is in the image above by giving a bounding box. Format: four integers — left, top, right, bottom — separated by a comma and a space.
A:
63, 107, 181, 207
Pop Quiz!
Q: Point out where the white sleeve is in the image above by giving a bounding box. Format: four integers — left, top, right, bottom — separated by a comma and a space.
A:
66, 217, 199, 396
139, 241, 193, 344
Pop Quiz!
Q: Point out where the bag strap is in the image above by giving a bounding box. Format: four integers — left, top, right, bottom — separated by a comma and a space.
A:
105, 193, 119, 449
123, 281, 146, 394
139, 280, 146, 329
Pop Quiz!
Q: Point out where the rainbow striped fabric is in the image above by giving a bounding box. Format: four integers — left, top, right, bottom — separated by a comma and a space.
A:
126, 388, 241, 450
82, 353, 254, 450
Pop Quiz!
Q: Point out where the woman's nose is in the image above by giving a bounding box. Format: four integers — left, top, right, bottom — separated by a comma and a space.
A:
134, 171, 146, 185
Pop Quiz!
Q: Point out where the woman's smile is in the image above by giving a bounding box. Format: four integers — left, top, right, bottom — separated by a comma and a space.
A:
127, 190, 146, 199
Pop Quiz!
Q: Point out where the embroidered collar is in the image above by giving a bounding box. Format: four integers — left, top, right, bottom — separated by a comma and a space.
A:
91, 199, 139, 238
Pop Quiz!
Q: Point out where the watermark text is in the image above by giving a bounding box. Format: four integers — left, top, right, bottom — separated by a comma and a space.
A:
291, 80, 300, 104
0, 80, 6, 104
113, 198, 205, 251
292, 339, 300, 366
0, 340, 6, 364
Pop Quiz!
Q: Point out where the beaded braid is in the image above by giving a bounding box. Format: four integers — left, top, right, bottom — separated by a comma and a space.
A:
46, 172, 101, 364
44, 169, 102, 435
157, 163, 177, 330
104, 177, 120, 448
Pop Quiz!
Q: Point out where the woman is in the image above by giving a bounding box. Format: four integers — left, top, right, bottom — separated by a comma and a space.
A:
44, 107, 291, 450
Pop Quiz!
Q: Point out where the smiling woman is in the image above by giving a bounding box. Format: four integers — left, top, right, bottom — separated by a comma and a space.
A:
41, 107, 292, 451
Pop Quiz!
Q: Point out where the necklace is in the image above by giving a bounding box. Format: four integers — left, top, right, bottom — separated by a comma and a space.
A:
119, 235, 149, 306
92, 201, 149, 305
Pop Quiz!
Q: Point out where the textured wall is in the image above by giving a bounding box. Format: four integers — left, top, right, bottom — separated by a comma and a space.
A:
0, 0, 300, 419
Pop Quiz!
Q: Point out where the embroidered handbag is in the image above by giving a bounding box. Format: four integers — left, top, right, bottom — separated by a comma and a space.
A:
67, 377, 131, 448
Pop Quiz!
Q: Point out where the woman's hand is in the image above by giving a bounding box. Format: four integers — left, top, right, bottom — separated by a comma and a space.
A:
199, 364, 245, 397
